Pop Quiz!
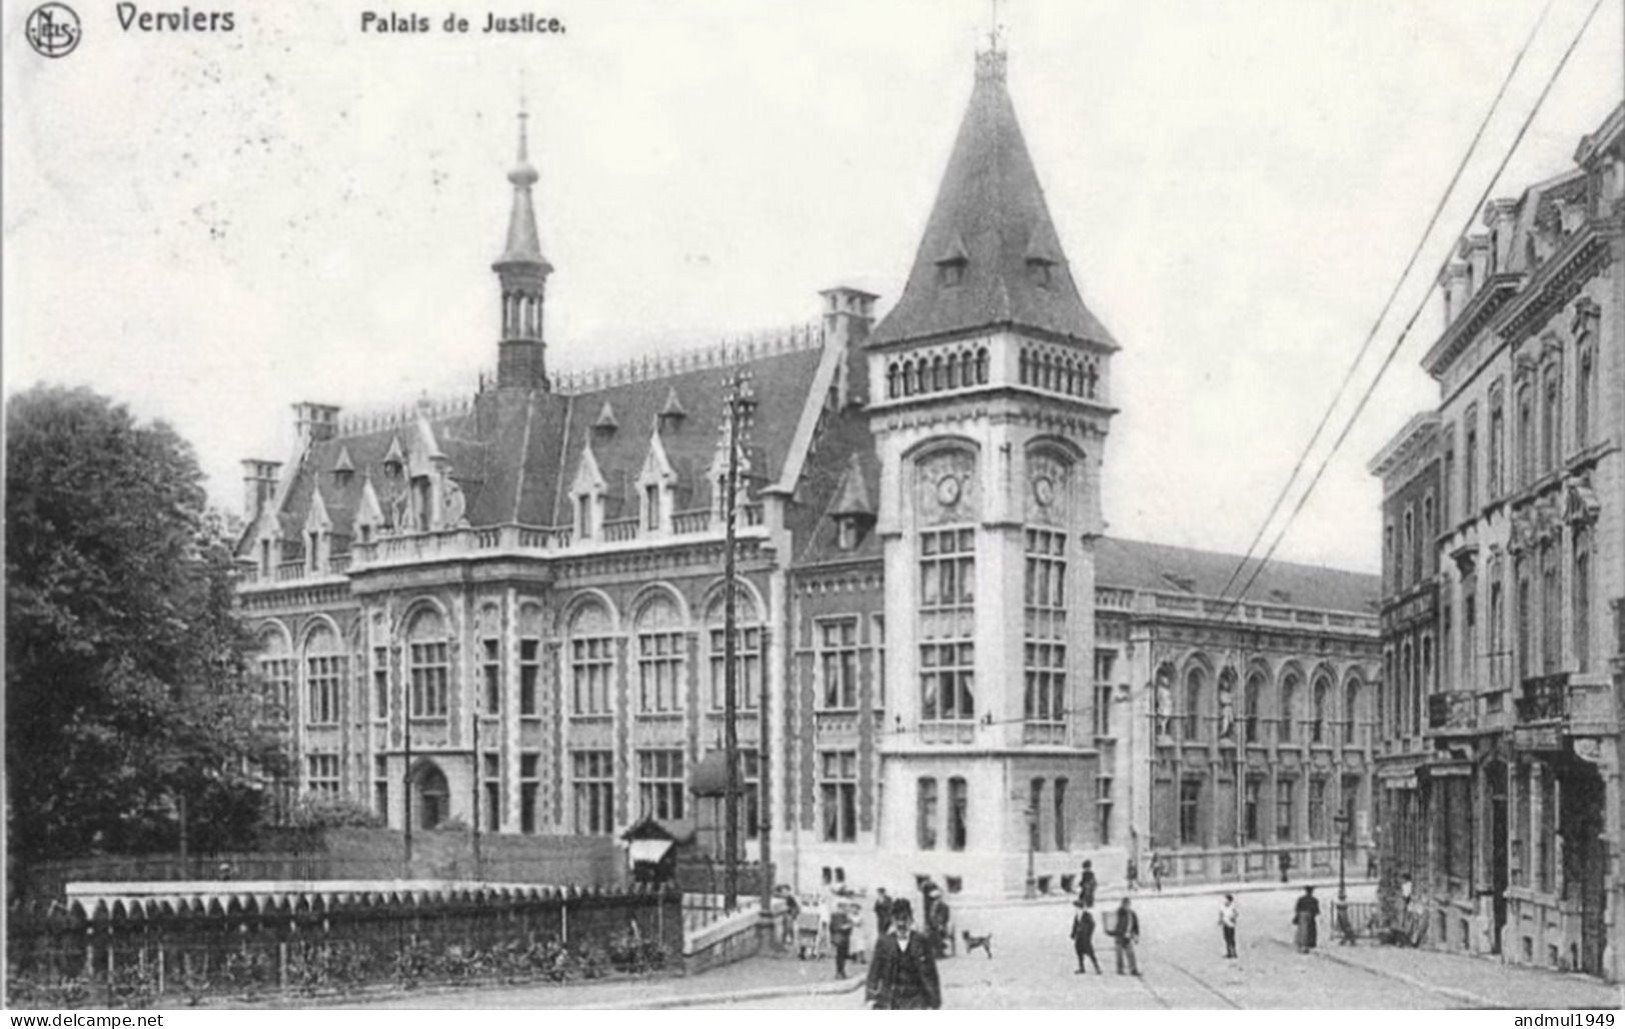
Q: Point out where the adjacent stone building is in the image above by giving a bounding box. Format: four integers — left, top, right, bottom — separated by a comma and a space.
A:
1371, 103, 1625, 978
237, 44, 1379, 897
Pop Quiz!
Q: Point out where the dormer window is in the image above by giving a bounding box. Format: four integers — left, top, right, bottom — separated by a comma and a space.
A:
358, 524, 372, 545
260, 538, 272, 575
836, 517, 860, 551
1027, 257, 1054, 287
936, 258, 966, 287
645, 484, 662, 531
308, 531, 322, 572
577, 495, 594, 540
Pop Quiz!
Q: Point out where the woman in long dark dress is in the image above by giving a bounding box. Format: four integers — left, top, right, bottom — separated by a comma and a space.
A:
1293, 886, 1321, 952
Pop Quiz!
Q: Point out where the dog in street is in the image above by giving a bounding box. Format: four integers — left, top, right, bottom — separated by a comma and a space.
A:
961, 930, 993, 958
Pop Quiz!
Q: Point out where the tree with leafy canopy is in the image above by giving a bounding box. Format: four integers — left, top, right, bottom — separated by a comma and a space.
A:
6, 385, 283, 866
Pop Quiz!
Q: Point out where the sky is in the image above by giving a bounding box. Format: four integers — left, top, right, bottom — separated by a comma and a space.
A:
5, 0, 1622, 575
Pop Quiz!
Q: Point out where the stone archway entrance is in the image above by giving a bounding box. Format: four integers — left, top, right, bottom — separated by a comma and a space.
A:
412, 761, 450, 831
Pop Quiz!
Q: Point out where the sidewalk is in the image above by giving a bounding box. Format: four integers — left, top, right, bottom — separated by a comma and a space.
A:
342, 951, 865, 1009
1276, 934, 1624, 1009
955, 875, 1363, 909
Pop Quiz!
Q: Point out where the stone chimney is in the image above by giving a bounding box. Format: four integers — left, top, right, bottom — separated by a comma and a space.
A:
820, 285, 879, 406
241, 459, 282, 523
1483, 199, 1518, 275
292, 402, 341, 446
1438, 263, 1470, 326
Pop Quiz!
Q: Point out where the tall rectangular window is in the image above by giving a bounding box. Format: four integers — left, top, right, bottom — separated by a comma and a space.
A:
820, 619, 860, 710
570, 636, 613, 715
1489, 576, 1505, 690
1309, 777, 1327, 841
1029, 778, 1044, 851
374, 755, 389, 818
306, 753, 340, 798
1540, 544, 1560, 675
916, 777, 939, 850
519, 638, 540, 716
1489, 389, 1505, 497
1574, 531, 1591, 672
260, 657, 294, 723
372, 646, 388, 720
1093, 649, 1117, 735
1096, 776, 1113, 845
1277, 778, 1296, 841
572, 750, 614, 835
1538, 770, 1556, 893
306, 655, 344, 726
1577, 349, 1595, 448
639, 630, 684, 713
819, 750, 857, 842
1053, 777, 1068, 850
1244, 778, 1261, 843
409, 641, 448, 717
1464, 409, 1478, 511
919, 528, 975, 721
709, 626, 761, 710
948, 776, 968, 852
1179, 779, 1201, 845
1517, 559, 1532, 681
637, 749, 684, 821
482, 752, 500, 831
742, 750, 761, 841
481, 638, 501, 715
520, 752, 540, 834
1024, 529, 1067, 723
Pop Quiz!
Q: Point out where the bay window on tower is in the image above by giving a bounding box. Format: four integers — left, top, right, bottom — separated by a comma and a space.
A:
919, 526, 975, 722
1024, 528, 1067, 729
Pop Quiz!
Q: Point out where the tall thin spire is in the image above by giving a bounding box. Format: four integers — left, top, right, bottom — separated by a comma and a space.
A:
492, 90, 553, 391
497, 98, 546, 267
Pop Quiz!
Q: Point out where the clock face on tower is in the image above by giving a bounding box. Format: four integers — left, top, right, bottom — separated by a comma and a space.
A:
936, 475, 962, 507
1033, 476, 1055, 508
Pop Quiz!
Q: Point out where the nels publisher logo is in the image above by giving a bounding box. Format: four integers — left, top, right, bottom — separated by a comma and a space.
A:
25, 2, 80, 58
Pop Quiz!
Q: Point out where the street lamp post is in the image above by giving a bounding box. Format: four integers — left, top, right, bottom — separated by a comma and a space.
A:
1025, 804, 1038, 899
1334, 810, 1351, 901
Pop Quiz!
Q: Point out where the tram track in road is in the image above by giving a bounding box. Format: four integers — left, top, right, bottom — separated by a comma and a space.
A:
1161, 957, 1245, 1009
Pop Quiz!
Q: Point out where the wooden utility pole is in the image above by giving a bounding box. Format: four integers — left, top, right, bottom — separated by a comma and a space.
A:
472, 713, 482, 877
722, 371, 755, 913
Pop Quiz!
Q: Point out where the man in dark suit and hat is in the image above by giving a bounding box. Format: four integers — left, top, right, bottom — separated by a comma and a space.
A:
866, 898, 942, 1009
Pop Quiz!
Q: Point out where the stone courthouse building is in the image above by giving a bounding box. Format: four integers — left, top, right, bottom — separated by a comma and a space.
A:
236, 44, 1378, 896
1371, 104, 1624, 977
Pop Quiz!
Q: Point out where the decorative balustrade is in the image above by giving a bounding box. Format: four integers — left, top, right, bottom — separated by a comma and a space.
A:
602, 517, 639, 542
919, 721, 975, 744
1022, 722, 1067, 746
672, 509, 711, 534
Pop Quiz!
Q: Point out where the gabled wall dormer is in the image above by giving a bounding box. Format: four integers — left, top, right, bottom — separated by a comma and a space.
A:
709, 418, 753, 522
355, 476, 384, 544
252, 504, 282, 577
571, 443, 607, 541
636, 426, 677, 534
304, 489, 333, 573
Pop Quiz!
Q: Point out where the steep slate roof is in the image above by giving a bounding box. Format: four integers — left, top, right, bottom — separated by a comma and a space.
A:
1095, 536, 1379, 615
245, 341, 827, 558
870, 50, 1115, 349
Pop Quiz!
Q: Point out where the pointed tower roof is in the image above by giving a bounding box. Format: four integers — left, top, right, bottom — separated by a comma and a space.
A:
870, 47, 1115, 349
494, 102, 552, 271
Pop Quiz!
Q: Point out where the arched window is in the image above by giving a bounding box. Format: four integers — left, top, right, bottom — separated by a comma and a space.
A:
1019, 350, 1031, 385
634, 593, 685, 715
414, 762, 450, 830
946, 352, 960, 389
707, 588, 761, 711
975, 348, 989, 384
568, 600, 614, 715
1280, 674, 1299, 742
1244, 673, 1264, 744
258, 628, 294, 723
1312, 675, 1331, 744
887, 363, 899, 399
406, 608, 448, 718
1183, 667, 1204, 741
304, 623, 345, 727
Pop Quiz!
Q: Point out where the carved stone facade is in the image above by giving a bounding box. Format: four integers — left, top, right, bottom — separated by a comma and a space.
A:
1374, 102, 1625, 979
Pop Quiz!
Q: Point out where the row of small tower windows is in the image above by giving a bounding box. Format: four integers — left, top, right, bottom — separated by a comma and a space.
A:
503, 291, 543, 339
885, 348, 991, 399
1019, 348, 1099, 399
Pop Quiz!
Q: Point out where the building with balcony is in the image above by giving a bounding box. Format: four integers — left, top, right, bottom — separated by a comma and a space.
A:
1371, 103, 1625, 978
235, 43, 1378, 897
